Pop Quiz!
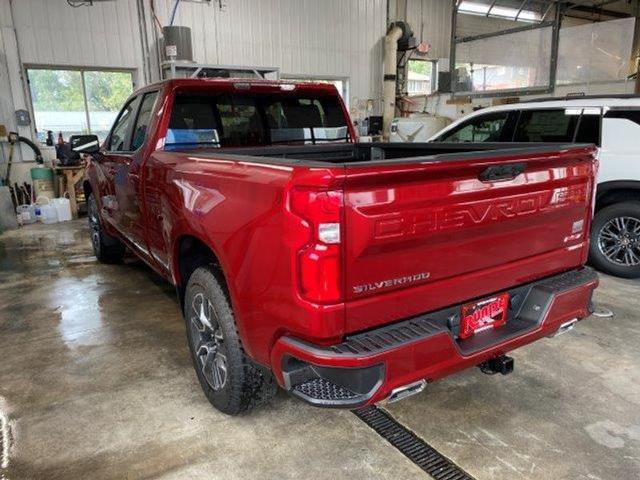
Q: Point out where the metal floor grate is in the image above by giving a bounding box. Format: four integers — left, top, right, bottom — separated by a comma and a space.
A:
354, 406, 476, 480
0, 410, 9, 470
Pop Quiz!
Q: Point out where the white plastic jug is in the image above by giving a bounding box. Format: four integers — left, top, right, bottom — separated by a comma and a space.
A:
35, 197, 58, 224
52, 197, 72, 222
16, 204, 37, 224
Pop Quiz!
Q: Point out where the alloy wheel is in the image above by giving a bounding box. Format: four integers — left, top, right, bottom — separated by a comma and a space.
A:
189, 292, 227, 391
597, 216, 640, 266
88, 197, 101, 254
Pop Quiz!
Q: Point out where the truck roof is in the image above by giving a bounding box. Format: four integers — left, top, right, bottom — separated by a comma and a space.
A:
139, 77, 341, 95
464, 95, 640, 114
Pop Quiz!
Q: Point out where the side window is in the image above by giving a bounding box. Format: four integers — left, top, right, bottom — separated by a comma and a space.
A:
575, 113, 601, 146
513, 109, 579, 142
131, 92, 158, 150
108, 98, 137, 152
603, 110, 640, 124
438, 112, 512, 142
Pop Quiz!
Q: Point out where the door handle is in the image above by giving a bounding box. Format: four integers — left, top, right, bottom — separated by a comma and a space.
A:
479, 163, 526, 182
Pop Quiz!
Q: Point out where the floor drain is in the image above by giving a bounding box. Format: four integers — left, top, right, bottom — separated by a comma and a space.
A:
592, 306, 614, 318
354, 406, 475, 480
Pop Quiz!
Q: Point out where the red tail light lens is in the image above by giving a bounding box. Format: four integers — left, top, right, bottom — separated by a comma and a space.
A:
290, 189, 343, 303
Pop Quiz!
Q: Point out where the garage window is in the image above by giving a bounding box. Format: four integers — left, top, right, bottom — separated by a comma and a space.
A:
407, 60, 436, 96
27, 68, 134, 142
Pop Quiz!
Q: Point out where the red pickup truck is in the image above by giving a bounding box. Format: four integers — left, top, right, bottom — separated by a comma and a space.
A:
79, 79, 598, 415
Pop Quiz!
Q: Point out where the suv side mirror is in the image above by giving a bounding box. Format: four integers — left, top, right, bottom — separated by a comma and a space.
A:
69, 134, 100, 154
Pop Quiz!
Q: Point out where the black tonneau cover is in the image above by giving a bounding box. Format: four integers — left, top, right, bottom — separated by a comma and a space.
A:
173, 142, 593, 167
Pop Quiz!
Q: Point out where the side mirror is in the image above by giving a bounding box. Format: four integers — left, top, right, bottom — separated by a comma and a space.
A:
69, 134, 100, 154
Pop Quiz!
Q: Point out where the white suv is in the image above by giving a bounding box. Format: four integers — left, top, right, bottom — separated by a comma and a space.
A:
429, 95, 640, 278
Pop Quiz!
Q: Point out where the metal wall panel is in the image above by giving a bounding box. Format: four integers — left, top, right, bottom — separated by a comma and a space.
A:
405, 0, 452, 59
0, 0, 387, 152
151, 0, 386, 106
456, 12, 529, 38
10, 0, 143, 69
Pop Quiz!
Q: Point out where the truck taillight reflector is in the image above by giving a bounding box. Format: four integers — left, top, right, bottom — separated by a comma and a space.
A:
290, 189, 343, 303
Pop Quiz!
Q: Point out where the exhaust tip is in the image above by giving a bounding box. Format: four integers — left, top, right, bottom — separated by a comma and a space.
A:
386, 379, 427, 403
550, 318, 578, 337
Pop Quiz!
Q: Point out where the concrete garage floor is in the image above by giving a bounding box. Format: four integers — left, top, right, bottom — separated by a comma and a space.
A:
0, 220, 639, 480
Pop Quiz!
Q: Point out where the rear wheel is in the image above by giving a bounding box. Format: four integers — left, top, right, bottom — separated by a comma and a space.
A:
589, 201, 640, 278
184, 266, 277, 415
87, 193, 126, 263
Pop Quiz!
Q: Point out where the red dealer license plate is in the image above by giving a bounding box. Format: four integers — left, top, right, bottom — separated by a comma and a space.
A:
459, 293, 510, 340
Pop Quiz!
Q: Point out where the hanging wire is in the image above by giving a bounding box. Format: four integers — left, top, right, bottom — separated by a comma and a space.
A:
169, 0, 181, 26
150, 0, 163, 30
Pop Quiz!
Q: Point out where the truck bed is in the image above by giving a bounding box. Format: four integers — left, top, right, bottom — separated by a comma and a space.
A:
181, 142, 590, 166
158, 142, 596, 338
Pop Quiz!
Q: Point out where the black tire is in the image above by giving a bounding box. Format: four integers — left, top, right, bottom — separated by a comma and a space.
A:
184, 266, 277, 415
87, 193, 126, 264
589, 201, 640, 278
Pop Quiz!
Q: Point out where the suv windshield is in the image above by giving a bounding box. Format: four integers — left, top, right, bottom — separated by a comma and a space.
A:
165, 92, 350, 150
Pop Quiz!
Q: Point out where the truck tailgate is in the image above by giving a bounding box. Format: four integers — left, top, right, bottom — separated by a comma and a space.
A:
343, 146, 596, 333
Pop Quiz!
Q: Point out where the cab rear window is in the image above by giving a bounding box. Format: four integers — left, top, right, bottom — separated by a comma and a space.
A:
165, 92, 350, 150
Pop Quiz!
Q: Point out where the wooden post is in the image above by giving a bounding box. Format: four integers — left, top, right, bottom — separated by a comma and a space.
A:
632, 9, 640, 93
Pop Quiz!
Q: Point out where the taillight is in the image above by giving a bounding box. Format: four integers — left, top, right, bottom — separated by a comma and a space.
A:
290, 188, 343, 303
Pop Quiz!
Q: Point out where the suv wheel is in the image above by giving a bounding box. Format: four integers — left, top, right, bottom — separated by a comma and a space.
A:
589, 201, 640, 278
87, 193, 126, 263
184, 266, 277, 415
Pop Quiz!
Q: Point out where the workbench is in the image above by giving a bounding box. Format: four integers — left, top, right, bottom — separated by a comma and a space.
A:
55, 165, 86, 219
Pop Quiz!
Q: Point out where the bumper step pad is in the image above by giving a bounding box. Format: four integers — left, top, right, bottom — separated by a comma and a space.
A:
355, 406, 476, 480
293, 378, 360, 402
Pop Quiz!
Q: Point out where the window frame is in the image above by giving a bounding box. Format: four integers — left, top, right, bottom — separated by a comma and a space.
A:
24, 65, 136, 142
573, 108, 603, 147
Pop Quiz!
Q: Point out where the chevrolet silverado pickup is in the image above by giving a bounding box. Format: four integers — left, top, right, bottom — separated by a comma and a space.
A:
80, 79, 599, 415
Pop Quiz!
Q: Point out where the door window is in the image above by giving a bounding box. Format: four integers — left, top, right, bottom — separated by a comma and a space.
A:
131, 92, 158, 150
437, 111, 514, 142
108, 98, 137, 152
513, 109, 579, 142
604, 109, 640, 125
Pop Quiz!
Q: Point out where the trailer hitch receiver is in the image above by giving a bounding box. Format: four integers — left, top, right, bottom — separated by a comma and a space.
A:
479, 355, 514, 375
